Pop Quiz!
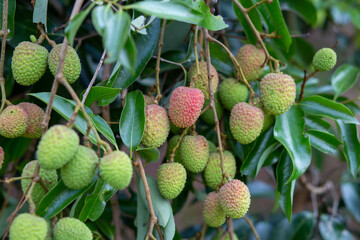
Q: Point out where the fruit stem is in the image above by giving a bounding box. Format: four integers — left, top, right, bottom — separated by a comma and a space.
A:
244, 216, 260, 240
298, 69, 318, 102
36, 23, 57, 47
0, 0, 9, 114
154, 19, 167, 103
226, 217, 235, 240
246, 0, 272, 13
169, 127, 189, 163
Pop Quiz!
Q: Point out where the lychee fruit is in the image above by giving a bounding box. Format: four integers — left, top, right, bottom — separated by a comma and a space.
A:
18, 102, 44, 138
157, 162, 186, 199
252, 98, 275, 132
0, 146, 4, 169
9, 213, 48, 240
179, 135, 209, 173
0, 105, 29, 138
53, 217, 92, 240
208, 140, 217, 153
312, 48, 337, 72
144, 95, 155, 106
212, 230, 239, 240
188, 61, 219, 99
201, 92, 223, 125
166, 135, 182, 163
236, 44, 265, 81
218, 78, 248, 111
202, 191, 226, 228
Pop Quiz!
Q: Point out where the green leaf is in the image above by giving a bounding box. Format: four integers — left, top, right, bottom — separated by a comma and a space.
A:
119, 35, 137, 73
304, 116, 331, 132
319, 214, 356, 240
92, 5, 112, 36
272, 211, 315, 238
119, 90, 145, 153
341, 172, 360, 223
136, 147, 160, 163
274, 105, 311, 182
0, 137, 31, 175
0, 0, 16, 39
135, 174, 150, 240
81, 86, 121, 108
209, 42, 234, 76
299, 95, 359, 124
33, 0, 47, 32
280, 0, 317, 25
331, 64, 360, 100
306, 130, 342, 154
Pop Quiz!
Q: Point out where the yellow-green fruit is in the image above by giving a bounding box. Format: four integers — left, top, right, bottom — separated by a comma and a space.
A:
204, 151, 236, 190
61, 146, 98, 189
9, 213, 48, 240
166, 135, 182, 163
0, 105, 29, 138
219, 179, 251, 219
21, 160, 58, 206
252, 99, 275, 132
141, 104, 170, 148
312, 48, 337, 71
48, 44, 81, 84
236, 44, 265, 81
218, 78, 249, 111
201, 92, 223, 125
53, 217, 92, 240
180, 135, 209, 173
157, 162, 186, 199
18, 102, 44, 138
208, 141, 217, 153
202, 191, 226, 227
260, 73, 296, 115
188, 61, 219, 99
11, 41, 48, 86
100, 151, 133, 190
230, 102, 264, 144
37, 125, 79, 170
212, 230, 239, 240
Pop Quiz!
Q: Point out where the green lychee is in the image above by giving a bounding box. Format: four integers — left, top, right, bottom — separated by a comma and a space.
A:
208, 140, 217, 153
201, 92, 223, 125
157, 162, 186, 199
218, 78, 249, 111
188, 61, 219, 99
166, 135, 182, 163
179, 135, 209, 173
0, 105, 29, 138
9, 213, 48, 240
53, 217, 92, 240
202, 191, 226, 228
252, 99, 275, 132
18, 102, 44, 138
236, 44, 265, 81
312, 48, 337, 71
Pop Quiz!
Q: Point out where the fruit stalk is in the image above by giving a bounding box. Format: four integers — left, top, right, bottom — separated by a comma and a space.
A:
244, 216, 260, 240
226, 217, 235, 240
155, 19, 167, 102
0, 0, 8, 113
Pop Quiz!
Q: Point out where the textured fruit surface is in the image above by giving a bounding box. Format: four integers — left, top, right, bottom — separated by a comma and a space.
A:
252, 99, 275, 132
218, 78, 248, 110
212, 230, 239, 240
201, 92, 223, 125
0, 146, 4, 169
100, 151, 133, 190
236, 44, 265, 81
169, 87, 205, 128
230, 102, 264, 144
18, 102, 44, 138
157, 162, 186, 199
166, 135, 182, 163
144, 95, 155, 106
61, 146, 98, 189
219, 179, 251, 219
260, 73, 296, 115
48, 44, 81, 84
202, 191, 226, 227
204, 151, 236, 190
180, 135, 209, 173
37, 125, 79, 170
9, 213, 48, 240
141, 104, 170, 148
53, 217, 92, 240
208, 141, 217, 153
188, 61, 219, 99
11, 41, 48, 86
0, 105, 28, 138
21, 160, 58, 206
312, 48, 337, 71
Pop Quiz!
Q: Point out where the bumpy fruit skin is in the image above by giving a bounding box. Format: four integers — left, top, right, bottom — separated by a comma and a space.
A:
144, 95, 155, 106
230, 102, 264, 144
218, 78, 249, 111
180, 135, 209, 173
260, 73, 296, 115
202, 191, 226, 227
37, 125, 79, 170
252, 99, 275, 132
18, 102, 44, 138
169, 87, 205, 128
208, 141, 217, 153
312, 48, 337, 71
157, 162, 186, 199
0, 146, 4, 169
188, 61, 219, 99
219, 179, 251, 219
166, 135, 182, 163
236, 44, 265, 81
21, 160, 58, 206
100, 151, 133, 190
212, 230, 239, 240
10, 213, 48, 240
201, 92, 223, 125
141, 104, 170, 148
11, 41, 48, 86
204, 151, 236, 190
53, 217, 92, 240
0, 105, 29, 138
48, 44, 81, 84
61, 146, 98, 189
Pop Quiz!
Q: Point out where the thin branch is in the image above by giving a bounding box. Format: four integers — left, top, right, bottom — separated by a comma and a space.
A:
298, 70, 318, 102
299, 175, 329, 194
0, 0, 8, 113
244, 216, 260, 240
155, 19, 167, 102
226, 218, 235, 240
169, 127, 189, 162
246, 0, 272, 13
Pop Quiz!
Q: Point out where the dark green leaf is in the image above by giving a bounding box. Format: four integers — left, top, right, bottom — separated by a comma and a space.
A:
209, 42, 234, 76
0, 0, 15, 39
33, 0, 47, 32
319, 214, 356, 240
341, 172, 360, 223
81, 86, 121, 108
304, 116, 331, 132
0, 137, 31, 175
280, 0, 317, 25
306, 130, 342, 154
272, 211, 315, 238
136, 147, 160, 163
331, 64, 360, 100
92, 5, 112, 36
119, 35, 137, 73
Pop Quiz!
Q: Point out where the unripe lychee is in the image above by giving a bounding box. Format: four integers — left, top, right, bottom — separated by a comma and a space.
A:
11, 41, 48, 86
230, 102, 264, 144
53, 217, 92, 240
166, 135, 182, 163
204, 151, 236, 190
0, 146, 4, 169
201, 92, 223, 125
157, 162, 186, 199
0, 105, 29, 138
180, 135, 209, 173
99, 151, 133, 190
37, 125, 79, 170
61, 146, 98, 189
236, 44, 265, 81
9, 213, 48, 240
312, 48, 337, 71
48, 44, 81, 84
208, 141, 217, 153
188, 61, 219, 99
141, 104, 170, 148
260, 73, 296, 115
212, 230, 239, 240
169, 87, 205, 128
218, 78, 248, 110
219, 179, 251, 219
18, 102, 44, 138
202, 191, 226, 227
252, 99, 275, 132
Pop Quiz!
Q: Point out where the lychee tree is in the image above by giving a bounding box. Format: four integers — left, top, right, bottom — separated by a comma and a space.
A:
0, 0, 360, 240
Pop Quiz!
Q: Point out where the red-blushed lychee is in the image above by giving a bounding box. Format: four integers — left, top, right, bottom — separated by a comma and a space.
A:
144, 95, 155, 106
18, 102, 44, 138
218, 78, 248, 111
169, 87, 205, 128
141, 104, 170, 148
219, 179, 251, 219
230, 102, 264, 144
202, 191, 226, 227
179, 135, 209, 173
236, 44, 265, 81
0, 146, 4, 169
157, 162, 186, 199
0, 105, 29, 138
188, 61, 219, 99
